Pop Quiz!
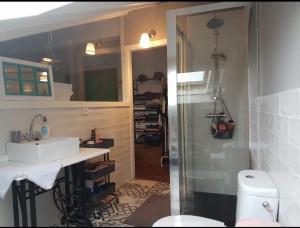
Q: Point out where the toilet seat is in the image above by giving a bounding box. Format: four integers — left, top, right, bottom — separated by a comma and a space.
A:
152, 215, 226, 227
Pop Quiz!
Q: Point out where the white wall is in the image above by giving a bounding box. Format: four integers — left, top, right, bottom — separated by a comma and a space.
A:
184, 7, 249, 195
259, 2, 300, 96
0, 105, 131, 226
248, 2, 300, 226
124, 2, 206, 45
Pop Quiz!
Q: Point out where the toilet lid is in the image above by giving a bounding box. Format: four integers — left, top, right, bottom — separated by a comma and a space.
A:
152, 215, 226, 227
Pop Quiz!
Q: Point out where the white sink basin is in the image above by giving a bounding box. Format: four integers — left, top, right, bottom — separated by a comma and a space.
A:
6, 137, 80, 163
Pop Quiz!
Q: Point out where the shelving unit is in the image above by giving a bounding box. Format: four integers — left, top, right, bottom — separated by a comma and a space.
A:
133, 77, 162, 145
79, 139, 118, 216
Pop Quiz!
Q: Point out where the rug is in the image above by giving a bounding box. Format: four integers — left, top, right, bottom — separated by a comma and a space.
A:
124, 194, 170, 227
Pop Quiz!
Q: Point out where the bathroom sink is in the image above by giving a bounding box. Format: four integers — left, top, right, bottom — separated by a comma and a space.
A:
6, 137, 80, 163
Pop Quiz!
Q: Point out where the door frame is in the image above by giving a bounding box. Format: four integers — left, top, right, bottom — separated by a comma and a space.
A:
166, 1, 251, 215
124, 39, 167, 179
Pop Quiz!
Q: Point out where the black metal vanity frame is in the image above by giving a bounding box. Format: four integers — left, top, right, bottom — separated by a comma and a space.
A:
11, 139, 114, 227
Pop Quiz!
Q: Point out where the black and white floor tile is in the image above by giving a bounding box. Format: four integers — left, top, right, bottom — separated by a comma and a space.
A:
90, 179, 170, 227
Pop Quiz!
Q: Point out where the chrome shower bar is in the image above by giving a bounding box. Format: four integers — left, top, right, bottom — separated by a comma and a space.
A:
205, 114, 227, 118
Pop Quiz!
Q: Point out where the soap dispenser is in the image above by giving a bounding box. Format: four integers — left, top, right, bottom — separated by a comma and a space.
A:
41, 117, 50, 139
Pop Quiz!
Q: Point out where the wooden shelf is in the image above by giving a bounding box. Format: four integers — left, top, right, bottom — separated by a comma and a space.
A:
134, 109, 160, 112
135, 78, 161, 82
134, 120, 159, 123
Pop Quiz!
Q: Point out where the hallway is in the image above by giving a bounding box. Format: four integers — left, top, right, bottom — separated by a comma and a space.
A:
134, 144, 170, 183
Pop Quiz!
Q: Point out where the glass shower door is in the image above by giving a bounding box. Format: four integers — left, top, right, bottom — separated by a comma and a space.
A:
167, 3, 250, 226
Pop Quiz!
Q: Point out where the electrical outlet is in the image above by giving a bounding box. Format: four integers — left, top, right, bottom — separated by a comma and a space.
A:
82, 107, 89, 115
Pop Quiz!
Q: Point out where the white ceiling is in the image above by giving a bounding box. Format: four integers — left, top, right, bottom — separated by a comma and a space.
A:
0, 2, 72, 20
0, 2, 156, 42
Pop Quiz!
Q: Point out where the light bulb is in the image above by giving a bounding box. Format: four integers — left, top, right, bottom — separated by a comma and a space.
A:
139, 32, 150, 48
85, 42, 96, 55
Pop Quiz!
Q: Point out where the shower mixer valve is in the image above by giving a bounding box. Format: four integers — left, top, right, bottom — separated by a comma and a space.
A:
211, 53, 226, 61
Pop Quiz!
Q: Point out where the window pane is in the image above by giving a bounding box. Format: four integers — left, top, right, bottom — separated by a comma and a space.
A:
4, 63, 19, 80
36, 82, 50, 96
5, 80, 20, 95
20, 66, 34, 81
22, 82, 35, 95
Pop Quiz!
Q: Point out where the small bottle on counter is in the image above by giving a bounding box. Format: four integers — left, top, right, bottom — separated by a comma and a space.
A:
91, 128, 96, 142
94, 128, 99, 143
91, 127, 99, 143
41, 117, 50, 139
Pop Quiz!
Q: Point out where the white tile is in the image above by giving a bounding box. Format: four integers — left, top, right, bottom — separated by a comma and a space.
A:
256, 97, 262, 112
288, 118, 300, 148
279, 116, 289, 140
269, 131, 279, 155
287, 145, 300, 175
278, 138, 290, 163
279, 89, 300, 117
261, 96, 268, 113
268, 94, 280, 114
277, 171, 300, 226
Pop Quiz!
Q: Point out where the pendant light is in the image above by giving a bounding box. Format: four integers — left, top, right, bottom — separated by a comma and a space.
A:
42, 27, 54, 64
85, 42, 96, 55
42, 57, 52, 64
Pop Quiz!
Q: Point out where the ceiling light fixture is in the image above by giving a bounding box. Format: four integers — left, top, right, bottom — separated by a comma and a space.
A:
85, 42, 96, 55
139, 29, 156, 49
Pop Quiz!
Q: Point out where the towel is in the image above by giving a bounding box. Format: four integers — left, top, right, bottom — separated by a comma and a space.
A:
236, 219, 280, 227
0, 161, 61, 198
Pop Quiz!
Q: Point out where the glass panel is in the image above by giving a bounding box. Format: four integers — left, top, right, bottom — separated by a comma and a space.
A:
0, 17, 122, 101
20, 66, 34, 81
36, 82, 50, 96
5, 80, 20, 95
176, 7, 249, 226
22, 82, 35, 95
3, 63, 19, 80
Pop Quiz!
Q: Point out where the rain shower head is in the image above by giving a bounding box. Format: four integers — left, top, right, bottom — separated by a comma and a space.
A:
207, 17, 224, 29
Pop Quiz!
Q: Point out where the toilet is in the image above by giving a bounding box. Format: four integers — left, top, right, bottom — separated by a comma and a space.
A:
153, 170, 279, 227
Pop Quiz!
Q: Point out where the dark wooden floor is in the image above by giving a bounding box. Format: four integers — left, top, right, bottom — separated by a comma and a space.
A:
135, 144, 170, 183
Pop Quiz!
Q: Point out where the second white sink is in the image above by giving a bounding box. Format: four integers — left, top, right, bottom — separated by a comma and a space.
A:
6, 137, 80, 163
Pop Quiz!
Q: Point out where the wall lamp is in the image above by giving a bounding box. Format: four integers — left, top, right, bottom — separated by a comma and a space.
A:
85, 41, 102, 55
85, 42, 96, 55
139, 29, 156, 48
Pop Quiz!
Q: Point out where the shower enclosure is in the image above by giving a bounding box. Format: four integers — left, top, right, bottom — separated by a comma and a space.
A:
167, 2, 250, 226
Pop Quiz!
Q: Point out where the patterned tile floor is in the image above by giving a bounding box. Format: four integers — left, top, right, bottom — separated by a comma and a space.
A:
90, 179, 170, 227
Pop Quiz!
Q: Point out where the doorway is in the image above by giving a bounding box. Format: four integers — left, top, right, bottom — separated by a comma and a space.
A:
130, 45, 169, 183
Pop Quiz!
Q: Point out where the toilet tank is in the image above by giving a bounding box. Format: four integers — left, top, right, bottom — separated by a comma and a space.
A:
236, 170, 279, 223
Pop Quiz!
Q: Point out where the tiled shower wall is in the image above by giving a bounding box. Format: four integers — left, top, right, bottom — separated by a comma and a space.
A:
249, 88, 300, 226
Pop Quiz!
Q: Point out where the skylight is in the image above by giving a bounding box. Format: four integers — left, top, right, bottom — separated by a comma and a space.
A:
0, 2, 72, 20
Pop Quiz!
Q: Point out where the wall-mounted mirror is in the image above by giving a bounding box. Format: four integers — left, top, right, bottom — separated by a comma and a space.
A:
0, 17, 122, 101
